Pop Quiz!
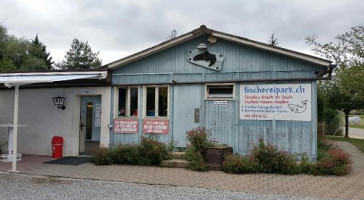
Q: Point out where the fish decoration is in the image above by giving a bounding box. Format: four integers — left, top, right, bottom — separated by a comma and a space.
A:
187, 49, 224, 71
193, 51, 216, 66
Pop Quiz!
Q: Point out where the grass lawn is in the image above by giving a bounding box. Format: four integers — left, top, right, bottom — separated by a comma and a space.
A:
325, 135, 364, 153
348, 114, 364, 129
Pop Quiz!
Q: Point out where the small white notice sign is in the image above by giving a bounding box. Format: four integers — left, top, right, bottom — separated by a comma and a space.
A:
213, 101, 228, 106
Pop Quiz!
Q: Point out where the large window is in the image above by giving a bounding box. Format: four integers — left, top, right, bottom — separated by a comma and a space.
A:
118, 87, 139, 117
206, 84, 235, 100
144, 86, 169, 117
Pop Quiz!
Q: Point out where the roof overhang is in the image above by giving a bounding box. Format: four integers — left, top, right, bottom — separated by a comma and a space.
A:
0, 71, 107, 88
106, 25, 332, 70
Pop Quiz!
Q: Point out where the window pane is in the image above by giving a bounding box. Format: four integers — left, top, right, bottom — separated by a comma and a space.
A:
207, 85, 233, 98
158, 87, 168, 117
146, 87, 155, 116
130, 87, 138, 117
86, 102, 93, 140
118, 88, 126, 116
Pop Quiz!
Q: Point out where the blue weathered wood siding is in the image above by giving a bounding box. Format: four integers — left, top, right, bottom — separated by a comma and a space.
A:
111, 35, 320, 160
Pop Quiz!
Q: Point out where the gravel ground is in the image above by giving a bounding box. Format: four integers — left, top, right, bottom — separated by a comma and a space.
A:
0, 173, 329, 200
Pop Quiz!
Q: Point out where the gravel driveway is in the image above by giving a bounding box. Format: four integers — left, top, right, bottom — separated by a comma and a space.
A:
0, 173, 328, 200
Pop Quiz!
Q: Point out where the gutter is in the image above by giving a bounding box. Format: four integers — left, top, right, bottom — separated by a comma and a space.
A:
112, 76, 333, 87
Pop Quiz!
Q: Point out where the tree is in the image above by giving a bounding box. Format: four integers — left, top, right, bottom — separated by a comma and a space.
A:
29, 34, 53, 70
268, 32, 279, 47
58, 38, 102, 70
306, 26, 364, 138
0, 25, 50, 72
167, 29, 177, 40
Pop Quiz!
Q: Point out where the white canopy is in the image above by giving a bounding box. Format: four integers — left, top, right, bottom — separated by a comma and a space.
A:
0, 71, 107, 87
0, 71, 107, 172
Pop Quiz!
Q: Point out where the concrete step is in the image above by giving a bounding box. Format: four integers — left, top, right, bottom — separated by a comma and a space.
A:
170, 151, 186, 159
161, 159, 189, 168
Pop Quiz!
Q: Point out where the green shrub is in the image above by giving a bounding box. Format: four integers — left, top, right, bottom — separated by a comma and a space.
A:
91, 136, 170, 166
314, 147, 352, 176
251, 138, 298, 174
186, 127, 214, 151
222, 155, 257, 173
90, 147, 113, 165
185, 146, 209, 171
222, 138, 352, 176
185, 127, 214, 171
138, 136, 170, 165
111, 144, 140, 165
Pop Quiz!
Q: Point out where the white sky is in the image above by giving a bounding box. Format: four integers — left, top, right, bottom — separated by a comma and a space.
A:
1, 0, 363, 65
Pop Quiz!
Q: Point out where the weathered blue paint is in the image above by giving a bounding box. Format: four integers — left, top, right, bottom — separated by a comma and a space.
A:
110, 35, 322, 160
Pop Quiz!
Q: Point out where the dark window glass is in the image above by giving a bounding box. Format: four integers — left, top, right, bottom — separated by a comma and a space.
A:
86, 103, 93, 140
118, 88, 126, 116
146, 87, 155, 116
158, 87, 168, 117
207, 85, 233, 98
130, 87, 138, 116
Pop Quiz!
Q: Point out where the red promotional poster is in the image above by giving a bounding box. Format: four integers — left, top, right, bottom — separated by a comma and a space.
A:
142, 119, 169, 134
113, 118, 139, 134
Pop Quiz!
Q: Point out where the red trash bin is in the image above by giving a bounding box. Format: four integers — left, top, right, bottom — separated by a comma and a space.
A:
51, 136, 64, 159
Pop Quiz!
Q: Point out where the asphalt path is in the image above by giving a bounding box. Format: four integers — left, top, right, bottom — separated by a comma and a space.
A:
348, 127, 364, 139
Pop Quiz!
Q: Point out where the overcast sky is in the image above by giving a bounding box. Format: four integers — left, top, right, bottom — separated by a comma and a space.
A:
1, 0, 363, 65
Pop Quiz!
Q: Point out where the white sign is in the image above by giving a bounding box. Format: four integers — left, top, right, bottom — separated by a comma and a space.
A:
240, 84, 311, 121
95, 103, 101, 127
213, 101, 228, 106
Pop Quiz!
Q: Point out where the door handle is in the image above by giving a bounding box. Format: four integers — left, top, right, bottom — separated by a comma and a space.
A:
80, 122, 86, 130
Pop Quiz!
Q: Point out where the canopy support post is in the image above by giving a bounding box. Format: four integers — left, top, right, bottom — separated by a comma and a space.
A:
9, 85, 19, 173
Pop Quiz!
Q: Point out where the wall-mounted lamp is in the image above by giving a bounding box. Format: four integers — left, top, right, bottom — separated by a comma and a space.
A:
52, 96, 66, 110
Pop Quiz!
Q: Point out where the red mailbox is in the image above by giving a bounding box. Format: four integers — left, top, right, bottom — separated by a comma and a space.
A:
51, 136, 64, 159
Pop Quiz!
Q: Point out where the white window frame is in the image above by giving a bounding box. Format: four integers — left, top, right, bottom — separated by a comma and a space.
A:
143, 85, 170, 118
205, 83, 235, 100
114, 86, 139, 118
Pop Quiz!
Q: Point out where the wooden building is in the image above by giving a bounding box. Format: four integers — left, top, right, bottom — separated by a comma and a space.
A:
107, 25, 334, 160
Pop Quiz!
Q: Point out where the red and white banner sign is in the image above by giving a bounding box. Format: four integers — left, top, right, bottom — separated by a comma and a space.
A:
113, 118, 139, 134
143, 119, 169, 134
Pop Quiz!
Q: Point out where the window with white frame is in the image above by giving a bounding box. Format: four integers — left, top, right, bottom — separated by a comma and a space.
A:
144, 86, 169, 117
117, 87, 139, 117
206, 84, 235, 100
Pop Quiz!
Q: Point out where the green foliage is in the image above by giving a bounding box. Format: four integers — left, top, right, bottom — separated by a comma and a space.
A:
138, 136, 170, 165
186, 127, 214, 152
307, 26, 364, 138
57, 38, 102, 70
222, 138, 352, 176
91, 137, 169, 166
185, 127, 214, 171
250, 138, 298, 174
90, 147, 113, 165
314, 148, 352, 176
222, 155, 257, 174
185, 146, 209, 171
29, 35, 53, 69
0, 25, 51, 72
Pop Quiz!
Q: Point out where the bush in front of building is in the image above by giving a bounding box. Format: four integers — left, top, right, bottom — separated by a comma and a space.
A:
185, 127, 215, 171
90, 147, 113, 165
222, 138, 298, 175
250, 138, 298, 174
314, 147, 352, 176
222, 138, 352, 176
91, 136, 170, 166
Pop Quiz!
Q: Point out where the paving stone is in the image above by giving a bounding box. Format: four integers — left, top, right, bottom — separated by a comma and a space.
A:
0, 141, 363, 200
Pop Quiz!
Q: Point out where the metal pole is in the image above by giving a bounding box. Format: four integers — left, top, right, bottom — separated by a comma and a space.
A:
10, 85, 19, 172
